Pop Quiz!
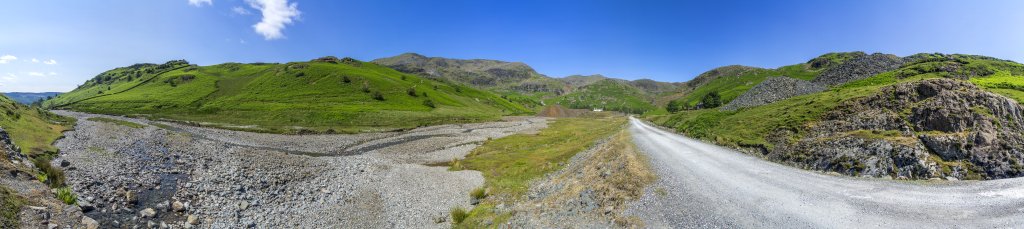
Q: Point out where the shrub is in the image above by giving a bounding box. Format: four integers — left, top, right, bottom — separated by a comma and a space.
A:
361, 82, 371, 93
55, 187, 76, 205
470, 187, 487, 200
372, 91, 385, 101
450, 207, 468, 224
449, 159, 463, 171
423, 99, 436, 108
401, 75, 407, 81
342, 76, 351, 83
701, 91, 722, 108
407, 87, 418, 97
666, 99, 684, 113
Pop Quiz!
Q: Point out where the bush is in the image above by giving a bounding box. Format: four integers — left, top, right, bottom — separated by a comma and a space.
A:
423, 99, 436, 108
407, 87, 418, 97
361, 82, 371, 93
401, 75, 407, 81
701, 91, 722, 108
55, 187, 76, 205
372, 91, 385, 101
342, 76, 351, 83
450, 207, 468, 224
470, 187, 487, 200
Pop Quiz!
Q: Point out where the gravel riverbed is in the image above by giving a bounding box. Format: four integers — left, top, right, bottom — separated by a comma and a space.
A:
51, 111, 547, 228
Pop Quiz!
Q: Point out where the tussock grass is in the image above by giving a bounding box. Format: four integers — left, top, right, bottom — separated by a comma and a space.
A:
450, 207, 468, 224
55, 186, 77, 205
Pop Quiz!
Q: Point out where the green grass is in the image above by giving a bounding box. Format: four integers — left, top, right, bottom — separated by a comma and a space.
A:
49, 59, 534, 133
55, 186, 77, 205
0, 186, 25, 226
971, 71, 1024, 104
547, 79, 657, 114
452, 116, 626, 228
87, 117, 145, 128
0, 96, 74, 156
450, 207, 469, 224
469, 187, 487, 200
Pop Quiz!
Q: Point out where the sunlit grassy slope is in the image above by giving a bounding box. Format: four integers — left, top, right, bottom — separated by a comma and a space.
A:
48, 57, 532, 133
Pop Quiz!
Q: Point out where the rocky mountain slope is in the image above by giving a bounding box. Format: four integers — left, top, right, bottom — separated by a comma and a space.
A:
654, 52, 1024, 180
720, 76, 826, 111
373, 53, 679, 114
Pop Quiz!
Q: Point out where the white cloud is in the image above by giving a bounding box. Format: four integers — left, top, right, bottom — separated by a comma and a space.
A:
27, 72, 45, 77
188, 0, 212, 7
43, 59, 57, 65
0, 55, 16, 64
48, 72, 57, 76
31, 58, 39, 63
233, 6, 251, 15
247, 0, 301, 40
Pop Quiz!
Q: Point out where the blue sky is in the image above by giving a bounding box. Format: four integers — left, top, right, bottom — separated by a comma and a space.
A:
1, 0, 1023, 92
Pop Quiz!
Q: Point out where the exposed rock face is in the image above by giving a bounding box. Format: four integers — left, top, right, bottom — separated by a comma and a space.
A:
0, 127, 91, 228
721, 76, 826, 111
372, 53, 549, 89
764, 79, 1024, 179
812, 53, 904, 86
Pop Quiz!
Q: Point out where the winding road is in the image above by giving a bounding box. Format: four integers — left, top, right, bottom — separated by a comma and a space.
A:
627, 117, 1024, 228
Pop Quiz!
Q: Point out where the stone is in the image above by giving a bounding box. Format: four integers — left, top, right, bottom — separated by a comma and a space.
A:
186, 215, 200, 225
81, 216, 100, 229
171, 201, 186, 212
125, 191, 138, 204
140, 208, 157, 218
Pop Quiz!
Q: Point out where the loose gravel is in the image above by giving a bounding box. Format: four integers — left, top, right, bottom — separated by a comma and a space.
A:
51, 111, 547, 228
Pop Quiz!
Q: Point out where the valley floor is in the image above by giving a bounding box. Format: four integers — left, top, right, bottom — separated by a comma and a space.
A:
626, 117, 1024, 228
50, 111, 547, 228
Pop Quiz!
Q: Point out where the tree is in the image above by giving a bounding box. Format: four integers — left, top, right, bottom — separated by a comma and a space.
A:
666, 100, 684, 113
342, 75, 351, 83
701, 91, 722, 108
361, 82, 371, 93
423, 99, 435, 108
372, 91, 385, 101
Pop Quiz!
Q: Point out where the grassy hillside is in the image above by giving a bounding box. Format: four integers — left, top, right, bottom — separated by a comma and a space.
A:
651, 53, 1024, 148
48, 57, 532, 133
0, 95, 73, 156
547, 79, 658, 114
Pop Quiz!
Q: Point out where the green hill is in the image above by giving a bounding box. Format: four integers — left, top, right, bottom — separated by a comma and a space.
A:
46, 57, 532, 133
547, 79, 658, 114
0, 95, 72, 156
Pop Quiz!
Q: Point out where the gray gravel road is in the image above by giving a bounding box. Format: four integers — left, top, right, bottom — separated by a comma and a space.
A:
626, 117, 1024, 228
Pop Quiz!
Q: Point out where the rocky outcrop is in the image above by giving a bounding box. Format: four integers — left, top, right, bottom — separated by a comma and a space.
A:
720, 76, 826, 111
0, 127, 93, 228
764, 79, 1024, 179
812, 53, 904, 86
372, 53, 546, 89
